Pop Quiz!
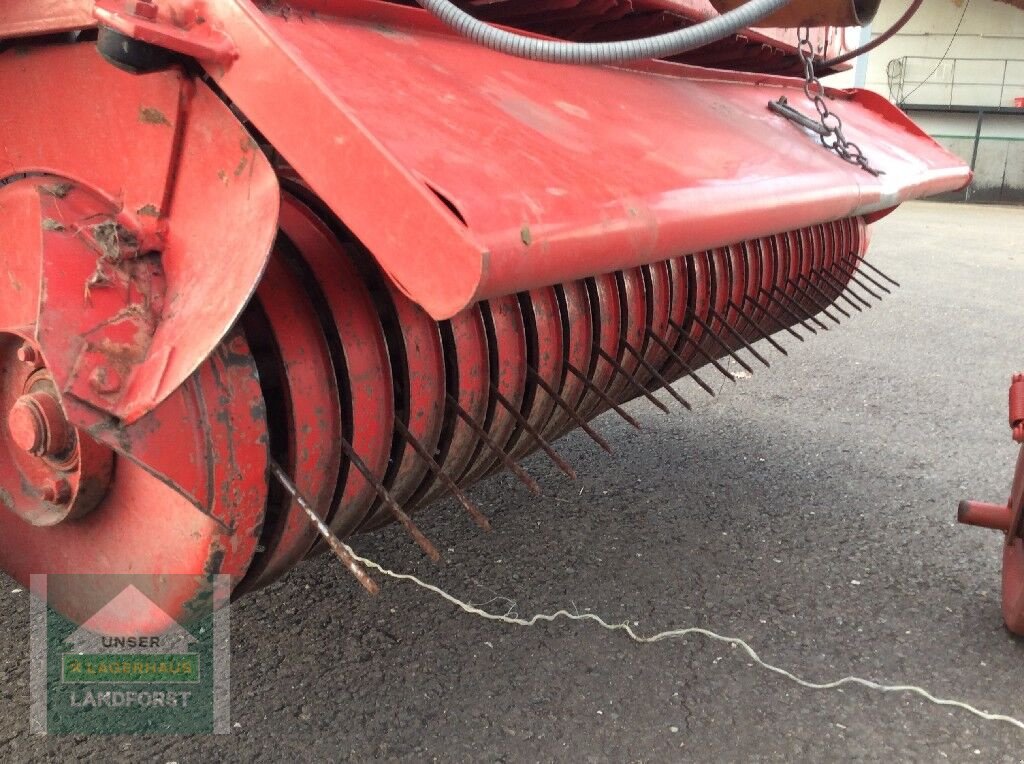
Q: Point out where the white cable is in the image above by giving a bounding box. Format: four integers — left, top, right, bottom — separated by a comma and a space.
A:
344, 543, 1024, 735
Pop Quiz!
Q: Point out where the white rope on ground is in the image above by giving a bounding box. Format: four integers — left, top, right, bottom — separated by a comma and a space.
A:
343, 544, 1024, 735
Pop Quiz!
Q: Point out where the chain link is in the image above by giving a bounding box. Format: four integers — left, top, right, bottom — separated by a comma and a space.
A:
792, 26, 882, 177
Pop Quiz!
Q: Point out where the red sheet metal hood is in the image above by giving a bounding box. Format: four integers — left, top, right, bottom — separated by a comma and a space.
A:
207, 0, 969, 319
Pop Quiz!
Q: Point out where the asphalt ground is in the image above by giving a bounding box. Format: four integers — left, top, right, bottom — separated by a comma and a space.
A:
2, 200, 1023, 761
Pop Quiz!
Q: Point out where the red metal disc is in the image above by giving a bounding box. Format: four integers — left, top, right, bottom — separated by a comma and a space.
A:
1002, 448, 1024, 635
360, 281, 446, 529
412, 306, 490, 510
235, 253, 344, 594
461, 294, 526, 485
606, 267, 647, 407
683, 253, 713, 367
579, 272, 622, 421
0, 328, 268, 633
508, 288, 563, 460
640, 262, 672, 387
278, 193, 394, 538
543, 280, 592, 441
661, 257, 690, 385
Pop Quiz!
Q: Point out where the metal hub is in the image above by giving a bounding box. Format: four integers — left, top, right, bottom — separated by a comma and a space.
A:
0, 333, 114, 527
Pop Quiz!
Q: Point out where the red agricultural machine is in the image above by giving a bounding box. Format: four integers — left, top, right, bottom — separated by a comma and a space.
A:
2, 0, 1004, 635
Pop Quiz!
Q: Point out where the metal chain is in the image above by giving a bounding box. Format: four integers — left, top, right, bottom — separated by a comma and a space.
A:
790, 26, 883, 177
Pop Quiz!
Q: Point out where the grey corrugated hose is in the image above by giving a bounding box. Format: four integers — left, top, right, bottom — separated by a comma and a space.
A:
413, 0, 793, 64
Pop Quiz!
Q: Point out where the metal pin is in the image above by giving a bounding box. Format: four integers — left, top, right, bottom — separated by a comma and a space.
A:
619, 342, 692, 410
734, 296, 803, 344
446, 393, 541, 495
527, 366, 613, 454
847, 253, 900, 288
833, 258, 886, 300
337, 436, 441, 562
644, 330, 717, 397
766, 287, 828, 332
706, 307, 771, 368
665, 318, 735, 382
684, 312, 755, 374
793, 274, 845, 323
756, 289, 816, 336
593, 346, 671, 414
393, 418, 491, 531
565, 363, 643, 430
491, 386, 577, 480
818, 269, 870, 311
269, 460, 380, 595
798, 272, 853, 317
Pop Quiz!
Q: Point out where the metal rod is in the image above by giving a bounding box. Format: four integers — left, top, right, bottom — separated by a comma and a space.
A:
665, 318, 736, 382
728, 297, 792, 352
818, 269, 870, 311
800, 272, 854, 317
336, 436, 441, 562
527, 366, 613, 454
685, 311, 755, 374
847, 253, 900, 288
446, 393, 541, 495
565, 362, 643, 430
269, 460, 379, 595
491, 386, 577, 480
735, 296, 803, 344
767, 287, 828, 332
393, 418, 490, 531
644, 330, 717, 396
619, 341, 692, 410
757, 288, 818, 336
793, 274, 845, 323
833, 258, 886, 299
707, 306, 771, 368
593, 346, 671, 414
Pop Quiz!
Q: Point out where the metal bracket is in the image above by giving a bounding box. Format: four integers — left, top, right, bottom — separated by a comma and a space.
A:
93, 0, 237, 65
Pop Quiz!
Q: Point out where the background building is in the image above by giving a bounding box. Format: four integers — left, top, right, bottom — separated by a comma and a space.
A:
829, 0, 1024, 202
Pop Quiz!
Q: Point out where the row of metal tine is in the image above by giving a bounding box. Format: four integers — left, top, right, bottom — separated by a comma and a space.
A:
273, 251, 900, 593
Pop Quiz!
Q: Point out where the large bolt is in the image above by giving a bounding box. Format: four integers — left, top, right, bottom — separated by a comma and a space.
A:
7, 392, 71, 457
16, 344, 39, 366
41, 478, 72, 506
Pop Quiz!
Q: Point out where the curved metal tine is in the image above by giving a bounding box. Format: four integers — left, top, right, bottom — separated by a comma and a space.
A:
269, 460, 380, 595
644, 330, 717, 396
393, 418, 490, 531
806, 271, 857, 315
737, 295, 803, 343
619, 341, 692, 410
728, 297, 791, 353
565, 362, 643, 430
527, 366, 613, 454
491, 386, 577, 480
666, 317, 737, 381
818, 269, 870, 310
445, 393, 541, 495
833, 258, 886, 300
793, 274, 845, 322
706, 306, 771, 368
847, 253, 899, 289
593, 346, 671, 414
766, 287, 828, 332
684, 311, 754, 374
337, 436, 441, 562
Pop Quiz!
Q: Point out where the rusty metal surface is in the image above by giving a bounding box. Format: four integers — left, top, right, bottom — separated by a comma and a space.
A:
0, 42, 279, 425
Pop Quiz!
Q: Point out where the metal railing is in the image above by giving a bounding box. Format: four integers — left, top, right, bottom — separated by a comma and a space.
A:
887, 56, 1024, 108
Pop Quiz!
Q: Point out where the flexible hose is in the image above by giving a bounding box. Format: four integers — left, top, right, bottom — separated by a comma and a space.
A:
819, 0, 924, 69
411, 0, 793, 64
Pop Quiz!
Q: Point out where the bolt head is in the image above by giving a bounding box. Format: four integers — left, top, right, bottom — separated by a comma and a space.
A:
16, 344, 39, 366
41, 478, 71, 505
131, 0, 159, 20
